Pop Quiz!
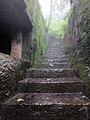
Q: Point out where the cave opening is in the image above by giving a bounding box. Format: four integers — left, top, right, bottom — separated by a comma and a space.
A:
0, 31, 11, 55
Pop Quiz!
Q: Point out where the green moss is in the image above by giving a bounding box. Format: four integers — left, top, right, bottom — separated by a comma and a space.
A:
24, 0, 46, 67
67, 52, 90, 97
64, 0, 90, 98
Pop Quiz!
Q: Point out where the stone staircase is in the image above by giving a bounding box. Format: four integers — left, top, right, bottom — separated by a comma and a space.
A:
2, 39, 90, 120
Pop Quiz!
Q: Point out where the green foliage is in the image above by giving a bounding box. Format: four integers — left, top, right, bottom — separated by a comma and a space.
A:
77, 8, 90, 66
49, 11, 70, 38
25, 0, 46, 67
68, 52, 90, 97
49, 19, 67, 38
64, 4, 90, 97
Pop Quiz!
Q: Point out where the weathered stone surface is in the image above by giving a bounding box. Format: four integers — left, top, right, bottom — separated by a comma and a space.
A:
42, 54, 67, 58
0, 53, 29, 103
64, 0, 90, 97
4, 93, 90, 105
42, 41, 65, 60
18, 77, 83, 93
1, 35, 90, 120
2, 93, 90, 120
41, 59, 69, 64
27, 68, 76, 78
38, 62, 70, 69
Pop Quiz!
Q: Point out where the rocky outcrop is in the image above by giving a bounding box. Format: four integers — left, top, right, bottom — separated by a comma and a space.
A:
0, 0, 46, 103
64, 0, 90, 97
0, 53, 29, 103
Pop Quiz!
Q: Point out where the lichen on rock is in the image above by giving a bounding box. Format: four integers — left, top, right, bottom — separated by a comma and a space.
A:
64, 0, 90, 97
0, 53, 28, 103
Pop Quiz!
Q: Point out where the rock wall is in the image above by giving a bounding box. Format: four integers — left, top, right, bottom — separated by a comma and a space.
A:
24, 0, 46, 67
0, 53, 29, 103
64, 0, 90, 97
0, 0, 46, 103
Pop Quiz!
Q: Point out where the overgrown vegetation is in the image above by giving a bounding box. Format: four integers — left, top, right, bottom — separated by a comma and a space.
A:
78, 8, 90, 66
49, 19, 67, 38
26, 0, 46, 67
64, 0, 90, 97
48, 13, 70, 38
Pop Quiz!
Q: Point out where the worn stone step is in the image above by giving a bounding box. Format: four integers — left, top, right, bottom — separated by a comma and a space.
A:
46, 47, 63, 50
43, 53, 63, 56
46, 49, 60, 53
44, 48, 64, 50
41, 58, 68, 63
42, 55, 67, 60
27, 68, 76, 78
42, 56, 66, 60
49, 46, 63, 48
43, 55, 67, 58
18, 77, 83, 93
45, 50, 64, 53
40, 60, 69, 65
2, 93, 90, 120
43, 51, 65, 56
38, 62, 70, 69
43, 52, 65, 55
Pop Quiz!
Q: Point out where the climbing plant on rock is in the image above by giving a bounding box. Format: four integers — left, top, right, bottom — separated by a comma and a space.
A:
78, 8, 90, 66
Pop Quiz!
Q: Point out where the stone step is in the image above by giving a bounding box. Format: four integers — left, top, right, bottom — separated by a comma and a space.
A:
43, 55, 65, 57
46, 47, 63, 49
42, 56, 66, 60
45, 51, 64, 53
40, 60, 69, 65
47, 45, 63, 47
45, 49, 64, 52
27, 68, 76, 78
42, 55, 67, 60
2, 93, 90, 120
42, 53, 68, 59
38, 62, 70, 69
42, 56, 67, 59
43, 48, 64, 50
18, 77, 83, 93
45, 50, 64, 52
43, 52, 65, 54
41, 59, 68, 63
43, 52, 63, 55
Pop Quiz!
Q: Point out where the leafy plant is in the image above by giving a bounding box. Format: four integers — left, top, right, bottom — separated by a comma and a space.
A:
48, 12, 70, 38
